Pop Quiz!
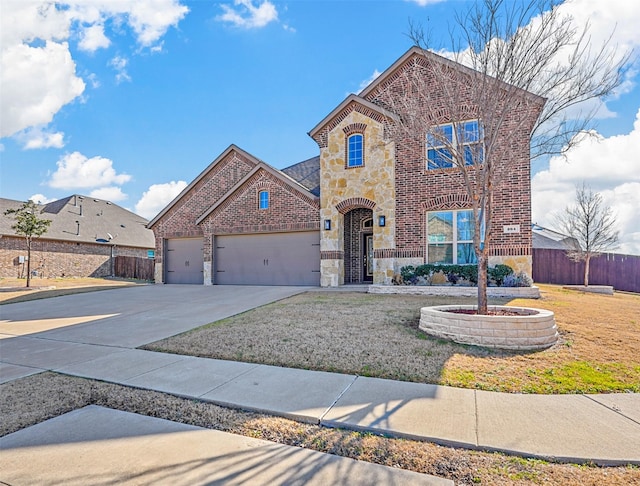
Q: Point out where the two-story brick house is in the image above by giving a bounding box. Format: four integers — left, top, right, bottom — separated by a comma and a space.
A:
148, 47, 543, 286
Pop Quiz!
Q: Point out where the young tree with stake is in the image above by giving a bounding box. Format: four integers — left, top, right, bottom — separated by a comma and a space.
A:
4, 201, 52, 288
557, 183, 619, 287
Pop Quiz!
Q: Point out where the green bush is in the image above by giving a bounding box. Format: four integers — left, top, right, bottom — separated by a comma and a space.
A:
400, 263, 513, 286
487, 264, 514, 286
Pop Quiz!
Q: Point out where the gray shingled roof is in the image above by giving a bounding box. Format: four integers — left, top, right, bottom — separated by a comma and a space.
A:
532, 224, 579, 250
1, 195, 154, 249
281, 156, 320, 196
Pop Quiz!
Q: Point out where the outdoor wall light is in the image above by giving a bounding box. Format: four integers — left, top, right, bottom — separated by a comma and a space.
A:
378, 215, 386, 227
324, 219, 331, 230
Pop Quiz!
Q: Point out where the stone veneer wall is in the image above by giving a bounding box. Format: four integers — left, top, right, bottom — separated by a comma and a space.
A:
420, 305, 558, 350
318, 108, 396, 286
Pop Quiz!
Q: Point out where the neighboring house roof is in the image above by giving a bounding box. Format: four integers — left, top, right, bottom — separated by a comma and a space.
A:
532, 224, 579, 250
281, 156, 320, 196
1, 196, 154, 249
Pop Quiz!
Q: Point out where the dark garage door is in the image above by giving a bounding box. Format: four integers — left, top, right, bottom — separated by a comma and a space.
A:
165, 238, 204, 284
215, 231, 320, 286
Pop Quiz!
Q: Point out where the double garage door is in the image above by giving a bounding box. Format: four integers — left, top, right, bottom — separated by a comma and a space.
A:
215, 231, 320, 286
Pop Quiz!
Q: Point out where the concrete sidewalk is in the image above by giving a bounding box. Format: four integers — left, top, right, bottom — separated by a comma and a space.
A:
1, 406, 449, 485
1, 284, 639, 474
3, 339, 640, 466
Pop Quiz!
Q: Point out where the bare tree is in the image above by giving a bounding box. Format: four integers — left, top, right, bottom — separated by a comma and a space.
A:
557, 183, 619, 287
377, 0, 631, 313
4, 200, 52, 288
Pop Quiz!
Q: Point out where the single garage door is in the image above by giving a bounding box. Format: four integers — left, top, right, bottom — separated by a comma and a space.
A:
215, 231, 320, 286
165, 238, 204, 284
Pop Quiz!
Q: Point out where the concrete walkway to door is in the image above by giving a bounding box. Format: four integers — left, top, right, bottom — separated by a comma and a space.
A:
1, 284, 639, 482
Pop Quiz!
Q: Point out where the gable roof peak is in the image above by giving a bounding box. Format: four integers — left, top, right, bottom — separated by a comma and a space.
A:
308, 93, 399, 144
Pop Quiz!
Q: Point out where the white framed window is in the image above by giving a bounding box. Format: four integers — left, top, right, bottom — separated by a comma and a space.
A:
427, 120, 483, 170
347, 133, 364, 168
259, 190, 269, 210
426, 210, 483, 264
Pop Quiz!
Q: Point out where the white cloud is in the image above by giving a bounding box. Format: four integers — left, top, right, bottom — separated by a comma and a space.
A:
405, 0, 445, 5
48, 151, 132, 189
17, 127, 65, 149
532, 108, 640, 256
89, 186, 128, 202
217, 0, 278, 29
87, 73, 101, 89
78, 24, 110, 52
109, 55, 131, 84
358, 69, 382, 93
29, 193, 56, 204
0, 41, 85, 137
135, 181, 187, 219
433, 0, 640, 122
0, 0, 188, 139
557, 0, 640, 62
124, 1, 189, 47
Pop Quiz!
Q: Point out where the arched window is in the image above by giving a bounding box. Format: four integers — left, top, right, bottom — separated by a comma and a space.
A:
347, 133, 364, 168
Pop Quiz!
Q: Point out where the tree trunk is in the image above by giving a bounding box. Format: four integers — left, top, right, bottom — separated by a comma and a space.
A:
477, 254, 489, 314
584, 255, 590, 287
26, 239, 32, 288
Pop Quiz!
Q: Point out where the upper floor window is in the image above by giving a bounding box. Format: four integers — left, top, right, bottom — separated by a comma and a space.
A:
427, 120, 483, 170
426, 209, 484, 264
347, 133, 364, 168
259, 190, 269, 210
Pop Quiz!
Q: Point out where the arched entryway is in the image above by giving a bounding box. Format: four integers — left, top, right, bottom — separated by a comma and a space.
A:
344, 208, 374, 283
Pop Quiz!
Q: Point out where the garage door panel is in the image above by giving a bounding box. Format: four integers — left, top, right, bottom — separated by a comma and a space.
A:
166, 238, 204, 284
215, 232, 320, 286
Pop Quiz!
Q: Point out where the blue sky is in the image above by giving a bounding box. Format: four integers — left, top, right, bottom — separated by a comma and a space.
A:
1, 0, 639, 254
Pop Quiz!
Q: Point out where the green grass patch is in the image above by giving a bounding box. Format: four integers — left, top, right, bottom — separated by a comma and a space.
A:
520, 361, 640, 394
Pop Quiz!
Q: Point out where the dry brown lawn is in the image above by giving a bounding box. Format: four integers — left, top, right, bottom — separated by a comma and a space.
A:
0, 276, 144, 304
2, 372, 638, 486
146, 285, 640, 394
2, 282, 639, 484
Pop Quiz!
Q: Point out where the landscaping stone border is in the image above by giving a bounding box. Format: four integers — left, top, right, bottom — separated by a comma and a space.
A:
368, 285, 541, 298
562, 285, 614, 295
419, 305, 558, 350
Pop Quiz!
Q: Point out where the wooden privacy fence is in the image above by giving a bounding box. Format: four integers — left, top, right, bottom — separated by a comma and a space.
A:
114, 256, 154, 281
532, 248, 640, 293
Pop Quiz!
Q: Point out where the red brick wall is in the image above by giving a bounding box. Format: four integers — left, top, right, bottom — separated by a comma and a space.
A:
150, 149, 321, 283
0, 236, 147, 278
150, 151, 255, 266
200, 170, 320, 235
364, 55, 540, 260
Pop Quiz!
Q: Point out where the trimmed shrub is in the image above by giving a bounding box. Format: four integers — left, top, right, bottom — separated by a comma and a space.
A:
488, 264, 514, 286
399, 263, 518, 287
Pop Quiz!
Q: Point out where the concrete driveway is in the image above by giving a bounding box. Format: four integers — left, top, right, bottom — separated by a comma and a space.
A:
0, 284, 308, 381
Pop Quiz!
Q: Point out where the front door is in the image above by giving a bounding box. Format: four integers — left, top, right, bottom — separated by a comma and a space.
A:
363, 234, 373, 282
